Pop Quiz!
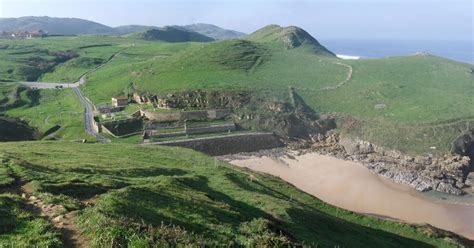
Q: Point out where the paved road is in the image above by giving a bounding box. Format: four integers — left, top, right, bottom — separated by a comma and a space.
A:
16, 47, 128, 142
18, 47, 127, 89
72, 87, 110, 143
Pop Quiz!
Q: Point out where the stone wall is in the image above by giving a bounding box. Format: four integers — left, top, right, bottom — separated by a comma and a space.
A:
140, 109, 231, 122
187, 123, 235, 135
101, 118, 144, 137
154, 133, 283, 156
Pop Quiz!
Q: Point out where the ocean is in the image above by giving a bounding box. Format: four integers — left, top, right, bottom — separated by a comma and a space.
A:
320, 39, 473, 64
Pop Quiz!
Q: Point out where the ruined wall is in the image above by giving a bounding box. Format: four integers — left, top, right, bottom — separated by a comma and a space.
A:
102, 118, 144, 137
156, 133, 283, 156
186, 124, 235, 135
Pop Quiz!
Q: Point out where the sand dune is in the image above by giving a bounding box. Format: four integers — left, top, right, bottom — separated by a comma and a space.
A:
229, 152, 474, 239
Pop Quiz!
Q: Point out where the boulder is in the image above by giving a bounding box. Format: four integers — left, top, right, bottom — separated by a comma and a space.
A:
340, 138, 374, 155
410, 177, 433, 192
436, 182, 464, 195
465, 172, 474, 186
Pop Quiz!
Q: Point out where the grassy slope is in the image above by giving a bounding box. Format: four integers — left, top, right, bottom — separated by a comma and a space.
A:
0, 83, 91, 140
83, 39, 347, 103
1, 34, 473, 152
0, 36, 134, 83
300, 55, 474, 154
83, 37, 474, 155
0, 142, 467, 247
0, 194, 62, 247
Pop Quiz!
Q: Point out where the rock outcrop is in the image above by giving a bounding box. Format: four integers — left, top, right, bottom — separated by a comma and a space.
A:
294, 134, 471, 195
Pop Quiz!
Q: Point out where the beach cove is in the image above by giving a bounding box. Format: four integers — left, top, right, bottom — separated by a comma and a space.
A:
225, 152, 474, 239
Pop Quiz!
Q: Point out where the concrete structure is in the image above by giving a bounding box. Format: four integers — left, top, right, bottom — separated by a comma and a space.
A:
112, 96, 128, 107
140, 109, 231, 122
146, 132, 283, 156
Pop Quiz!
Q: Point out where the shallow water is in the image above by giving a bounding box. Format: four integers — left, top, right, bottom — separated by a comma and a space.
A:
228, 152, 474, 239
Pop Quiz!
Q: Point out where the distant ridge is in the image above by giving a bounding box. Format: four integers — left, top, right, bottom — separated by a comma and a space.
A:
0, 16, 245, 39
181, 23, 245, 40
0, 16, 115, 35
247, 24, 335, 56
130, 26, 214, 43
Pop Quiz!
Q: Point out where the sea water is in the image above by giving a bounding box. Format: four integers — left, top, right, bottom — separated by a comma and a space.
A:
321, 39, 473, 64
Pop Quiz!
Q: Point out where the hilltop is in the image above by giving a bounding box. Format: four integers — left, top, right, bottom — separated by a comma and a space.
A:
0, 16, 245, 39
182, 23, 246, 40
246, 24, 335, 55
129, 26, 215, 42
0, 16, 115, 35
113, 24, 158, 35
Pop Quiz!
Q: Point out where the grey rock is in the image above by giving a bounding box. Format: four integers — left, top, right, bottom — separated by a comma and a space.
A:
465, 172, 474, 186
436, 182, 463, 195
410, 178, 433, 192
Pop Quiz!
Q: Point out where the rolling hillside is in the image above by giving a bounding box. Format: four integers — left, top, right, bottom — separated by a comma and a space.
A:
0, 141, 469, 247
1, 24, 473, 155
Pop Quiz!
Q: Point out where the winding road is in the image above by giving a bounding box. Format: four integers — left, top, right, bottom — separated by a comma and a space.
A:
17, 47, 129, 143
72, 87, 110, 143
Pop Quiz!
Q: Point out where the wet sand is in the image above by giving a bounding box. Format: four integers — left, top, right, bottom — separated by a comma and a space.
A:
228, 152, 474, 239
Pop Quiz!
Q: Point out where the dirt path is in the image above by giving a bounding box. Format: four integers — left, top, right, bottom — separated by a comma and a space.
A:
8, 179, 88, 247
295, 60, 353, 92
319, 61, 353, 91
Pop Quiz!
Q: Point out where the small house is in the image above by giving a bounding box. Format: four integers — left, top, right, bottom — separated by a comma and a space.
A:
112, 96, 128, 107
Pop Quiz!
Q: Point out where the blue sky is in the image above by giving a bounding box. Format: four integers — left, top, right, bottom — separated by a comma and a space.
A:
0, 0, 472, 41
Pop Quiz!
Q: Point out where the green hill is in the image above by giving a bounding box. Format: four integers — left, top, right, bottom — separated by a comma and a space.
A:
113, 25, 158, 35
0, 141, 469, 247
246, 24, 335, 56
0, 16, 115, 35
128, 26, 214, 43
182, 23, 246, 40
2, 26, 473, 155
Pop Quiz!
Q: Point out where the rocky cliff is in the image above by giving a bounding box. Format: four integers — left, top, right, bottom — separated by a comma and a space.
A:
292, 134, 472, 195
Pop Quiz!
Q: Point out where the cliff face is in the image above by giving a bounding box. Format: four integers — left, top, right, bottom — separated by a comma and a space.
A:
292, 134, 471, 195
134, 89, 336, 140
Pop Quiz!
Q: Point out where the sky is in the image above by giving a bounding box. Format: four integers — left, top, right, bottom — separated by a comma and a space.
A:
0, 0, 472, 41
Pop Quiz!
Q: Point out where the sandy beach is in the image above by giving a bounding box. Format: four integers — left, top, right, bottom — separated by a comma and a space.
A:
228, 152, 474, 239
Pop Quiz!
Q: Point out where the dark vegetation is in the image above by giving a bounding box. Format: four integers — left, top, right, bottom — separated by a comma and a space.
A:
0, 116, 40, 141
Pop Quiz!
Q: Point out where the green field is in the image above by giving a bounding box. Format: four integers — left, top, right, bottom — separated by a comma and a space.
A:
0, 142, 469, 247
0, 83, 91, 140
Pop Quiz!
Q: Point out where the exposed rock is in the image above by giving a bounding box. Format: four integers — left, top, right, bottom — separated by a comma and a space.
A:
340, 138, 374, 155
53, 215, 64, 223
465, 172, 474, 186
436, 182, 464, 195
304, 134, 470, 195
